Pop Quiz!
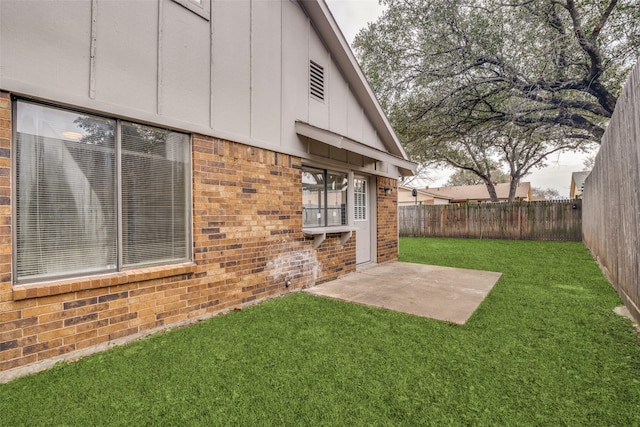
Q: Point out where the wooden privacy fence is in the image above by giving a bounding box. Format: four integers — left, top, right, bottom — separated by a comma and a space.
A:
399, 200, 582, 241
582, 59, 640, 322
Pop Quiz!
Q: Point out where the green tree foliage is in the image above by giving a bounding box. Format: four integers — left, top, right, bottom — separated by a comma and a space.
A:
75, 116, 169, 156
354, 0, 639, 200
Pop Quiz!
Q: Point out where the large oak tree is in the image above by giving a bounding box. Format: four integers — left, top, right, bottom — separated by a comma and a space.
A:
354, 0, 639, 201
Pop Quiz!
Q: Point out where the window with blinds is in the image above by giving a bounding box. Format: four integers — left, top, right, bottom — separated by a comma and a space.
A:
354, 178, 367, 221
14, 100, 191, 283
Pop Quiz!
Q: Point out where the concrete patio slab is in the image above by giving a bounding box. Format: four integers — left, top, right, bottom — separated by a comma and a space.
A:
303, 261, 502, 324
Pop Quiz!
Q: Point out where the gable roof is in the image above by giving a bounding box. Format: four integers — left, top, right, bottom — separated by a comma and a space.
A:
425, 182, 532, 202
299, 0, 415, 175
571, 171, 590, 189
0, 0, 415, 177
570, 171, 590, 198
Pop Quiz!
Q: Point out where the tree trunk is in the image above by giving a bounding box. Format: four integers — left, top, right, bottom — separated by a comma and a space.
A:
508, 178, 521, 202
483, 179, 499, 202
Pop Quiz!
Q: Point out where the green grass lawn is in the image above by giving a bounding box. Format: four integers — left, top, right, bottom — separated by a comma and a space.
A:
1, 238, 639, 426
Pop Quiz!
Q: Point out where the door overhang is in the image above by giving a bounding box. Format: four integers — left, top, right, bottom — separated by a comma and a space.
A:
295, 121, 416, 177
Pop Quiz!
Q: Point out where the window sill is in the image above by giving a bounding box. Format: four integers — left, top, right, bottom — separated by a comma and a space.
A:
303, 226, 356, 249
12, 262, 197, 301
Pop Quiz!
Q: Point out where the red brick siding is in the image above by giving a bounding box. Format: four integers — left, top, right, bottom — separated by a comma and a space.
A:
376, 177, 399, 263
0, 95, 359, 375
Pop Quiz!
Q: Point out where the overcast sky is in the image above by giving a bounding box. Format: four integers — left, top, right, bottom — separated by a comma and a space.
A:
324, 0, 596, 197
324, 0, 385, 45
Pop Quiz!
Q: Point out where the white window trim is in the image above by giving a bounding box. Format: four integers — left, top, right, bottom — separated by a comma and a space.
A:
354, 177, 368, 222
302, 166, 349, 229
302, 165, 356, 248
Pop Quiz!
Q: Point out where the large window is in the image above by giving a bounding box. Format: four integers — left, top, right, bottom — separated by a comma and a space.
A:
14, 100, 191, 283
302, 167, 347, 228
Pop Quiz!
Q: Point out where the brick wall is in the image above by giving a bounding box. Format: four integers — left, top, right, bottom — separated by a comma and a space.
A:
376, 176, 399, 263
0, 93, 362, 377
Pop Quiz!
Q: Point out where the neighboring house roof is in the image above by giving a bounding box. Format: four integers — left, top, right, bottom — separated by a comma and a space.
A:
398, 185, 452, 205
425, 182, 532, 202
570, 171, 590, 198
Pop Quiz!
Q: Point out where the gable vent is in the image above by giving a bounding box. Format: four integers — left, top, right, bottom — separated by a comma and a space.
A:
310, 60, 325, 101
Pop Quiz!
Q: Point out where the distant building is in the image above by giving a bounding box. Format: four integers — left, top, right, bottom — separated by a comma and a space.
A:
398, 186, 452, 206
570, 171, 590, 199
424, 182, 532, 203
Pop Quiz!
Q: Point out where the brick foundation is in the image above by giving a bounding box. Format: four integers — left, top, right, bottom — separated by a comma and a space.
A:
0, 92, 366, 377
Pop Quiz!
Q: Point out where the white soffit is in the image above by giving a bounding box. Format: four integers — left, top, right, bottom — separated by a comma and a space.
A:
296, 121, 417, 175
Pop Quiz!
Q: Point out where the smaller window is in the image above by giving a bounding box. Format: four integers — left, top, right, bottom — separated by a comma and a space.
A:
302, 167, 347, 227
310, 61, 325, 101
354, 178, 367, 221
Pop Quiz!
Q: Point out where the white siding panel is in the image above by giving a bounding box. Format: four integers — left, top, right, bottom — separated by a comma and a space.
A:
308, 32, 329, 129
0, 1, 91, 99
212, 0, 251, 136
251, 0, 282, 145
362, 118, 385, 151
281, 1, 309, 152
161, 0, 210, 125
328, 63, 348, 136
347, 91, 363, 141
95, 1, 157, 113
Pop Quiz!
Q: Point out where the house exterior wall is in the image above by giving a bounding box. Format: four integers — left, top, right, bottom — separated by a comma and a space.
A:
0, 0, 398, 173
398, 188, 428, 206
0, 0, 409, 379
0, 91, 366, 377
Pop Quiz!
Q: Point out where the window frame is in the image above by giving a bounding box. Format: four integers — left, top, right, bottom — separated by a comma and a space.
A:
12, 98, 193, 285
302, 166, 348, 229
354, 177, 368, 222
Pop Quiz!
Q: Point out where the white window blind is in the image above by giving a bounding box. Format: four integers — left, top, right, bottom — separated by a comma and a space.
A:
121, 123, 189, 266
14, 101, 190, 283
15, 102, 117, 280
354, 178, 367, 221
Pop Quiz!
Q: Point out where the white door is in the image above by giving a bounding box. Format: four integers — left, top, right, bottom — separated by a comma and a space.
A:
354, 175, 372, 264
